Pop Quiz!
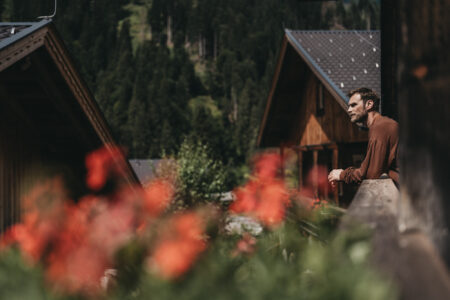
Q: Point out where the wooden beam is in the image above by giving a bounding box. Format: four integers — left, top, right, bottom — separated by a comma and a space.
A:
297, 150, 303, 190
312, 150, 318, 197
332, 147, 339, 204
280, 145, 285, 180
293, 142, 337, 152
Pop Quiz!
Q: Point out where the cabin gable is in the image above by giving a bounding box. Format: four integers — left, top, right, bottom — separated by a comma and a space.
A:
291, 74, 368, 146
0, 21, 138, 232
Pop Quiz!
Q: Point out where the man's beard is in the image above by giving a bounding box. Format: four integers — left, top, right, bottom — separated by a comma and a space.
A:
355, 121, 369, 130
352, 112, 368, 126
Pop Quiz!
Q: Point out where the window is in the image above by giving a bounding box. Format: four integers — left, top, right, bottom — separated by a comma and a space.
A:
316, 82, 325, 116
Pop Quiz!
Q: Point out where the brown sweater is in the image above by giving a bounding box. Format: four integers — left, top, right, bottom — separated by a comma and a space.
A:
340, 114, 399, 184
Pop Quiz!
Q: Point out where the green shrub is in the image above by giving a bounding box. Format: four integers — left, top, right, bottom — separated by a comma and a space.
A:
175, 139, 227, 207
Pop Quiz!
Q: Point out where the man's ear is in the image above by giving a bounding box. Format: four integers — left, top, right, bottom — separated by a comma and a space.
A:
365, 99, 374, 111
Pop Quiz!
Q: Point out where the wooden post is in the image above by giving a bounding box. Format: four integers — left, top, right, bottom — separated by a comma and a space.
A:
380, 0, 399, 120
279, 145, 285, 179
297, 149, 303, 190
312, 150, 318, 198
384, 0, 450, 266
332, 147, 339, 204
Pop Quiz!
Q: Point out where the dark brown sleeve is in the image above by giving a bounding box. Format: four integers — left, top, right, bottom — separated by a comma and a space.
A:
339, 138, 388, 184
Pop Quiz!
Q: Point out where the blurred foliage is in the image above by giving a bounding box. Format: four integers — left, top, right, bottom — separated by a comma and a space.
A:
0, 249, 52, 300
0, 146, 397, 300
0, 219, 397, 300
112, 216, 397, 300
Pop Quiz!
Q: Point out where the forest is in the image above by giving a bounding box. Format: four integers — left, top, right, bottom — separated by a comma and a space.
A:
0, 0, 380, 169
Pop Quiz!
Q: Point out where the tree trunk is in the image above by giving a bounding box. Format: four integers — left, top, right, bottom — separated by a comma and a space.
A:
167, 15, 172, 47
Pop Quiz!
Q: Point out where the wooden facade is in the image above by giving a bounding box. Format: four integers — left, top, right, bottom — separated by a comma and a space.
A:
0, 20, 139, 232
292, 73, 368, 204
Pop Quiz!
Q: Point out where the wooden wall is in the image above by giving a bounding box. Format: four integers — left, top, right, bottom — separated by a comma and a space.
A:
0, 50, 97, 233
0, 94, 39, 233
290, 73, 368, 146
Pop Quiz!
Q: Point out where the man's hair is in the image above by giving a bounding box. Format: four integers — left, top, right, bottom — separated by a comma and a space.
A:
348, 87, 380, 111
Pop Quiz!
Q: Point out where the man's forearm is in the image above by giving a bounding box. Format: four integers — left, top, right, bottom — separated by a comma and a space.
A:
340, 167, 364, 184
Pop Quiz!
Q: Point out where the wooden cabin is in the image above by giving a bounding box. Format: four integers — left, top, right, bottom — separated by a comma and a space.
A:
0, 20, 138, 232
257, 30, 380, 205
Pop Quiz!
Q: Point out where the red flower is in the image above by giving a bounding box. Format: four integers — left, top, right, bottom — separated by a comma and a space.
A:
88, 201, 136, 259
229, 181, 258, 213
45, 197, 113, 296
305, 165, 331, 197
232, 233, 257, 257
1, 178, 67, 262
254, 153, 281, 181
230, 153, 290, 227
148, 212, 206, 279
254, 181, 289, 226
143, 180, 174, 217
47, 242, 110, 296
85, 146, 127, 191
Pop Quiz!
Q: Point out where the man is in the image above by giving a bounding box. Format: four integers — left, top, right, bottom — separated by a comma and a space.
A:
328, 87, 399, 186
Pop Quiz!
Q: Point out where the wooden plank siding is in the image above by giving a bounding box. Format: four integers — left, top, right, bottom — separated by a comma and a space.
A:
0, 105, 36, 233
291, 73, 368, 146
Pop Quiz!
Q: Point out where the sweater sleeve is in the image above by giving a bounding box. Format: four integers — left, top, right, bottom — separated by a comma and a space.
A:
339, 137, 388, 184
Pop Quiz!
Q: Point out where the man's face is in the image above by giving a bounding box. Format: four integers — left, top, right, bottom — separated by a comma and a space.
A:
347, 93, 367, 123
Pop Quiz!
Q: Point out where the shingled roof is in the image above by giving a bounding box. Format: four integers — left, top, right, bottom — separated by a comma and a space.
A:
128, 159, 163, 186
0, 21, 51, 50
285, 29, 380, 106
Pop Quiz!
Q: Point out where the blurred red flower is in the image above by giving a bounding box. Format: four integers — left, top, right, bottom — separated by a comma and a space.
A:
254, 181, 290, 226
232, 233, 257, 257
305, 165, 331, 197
230, 153, 290, 227
47, 241, 110, 296
295, 166, 332, 209
143, 179, 174, 217
148, 212, 206, 279
85, 146, 127, 191
228, 181, 258, 213
1, 178, 67, 262
254, 153, 281, 181
45, 196, 116, 296
88, 199, 136, 259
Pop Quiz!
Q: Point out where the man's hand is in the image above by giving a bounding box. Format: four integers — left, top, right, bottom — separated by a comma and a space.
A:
328, 169, 343, 183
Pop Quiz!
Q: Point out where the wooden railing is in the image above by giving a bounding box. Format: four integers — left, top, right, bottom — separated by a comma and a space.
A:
340, 179, 450, 300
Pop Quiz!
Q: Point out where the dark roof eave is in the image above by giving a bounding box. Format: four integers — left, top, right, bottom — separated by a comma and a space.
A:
0, 19, 52, 51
